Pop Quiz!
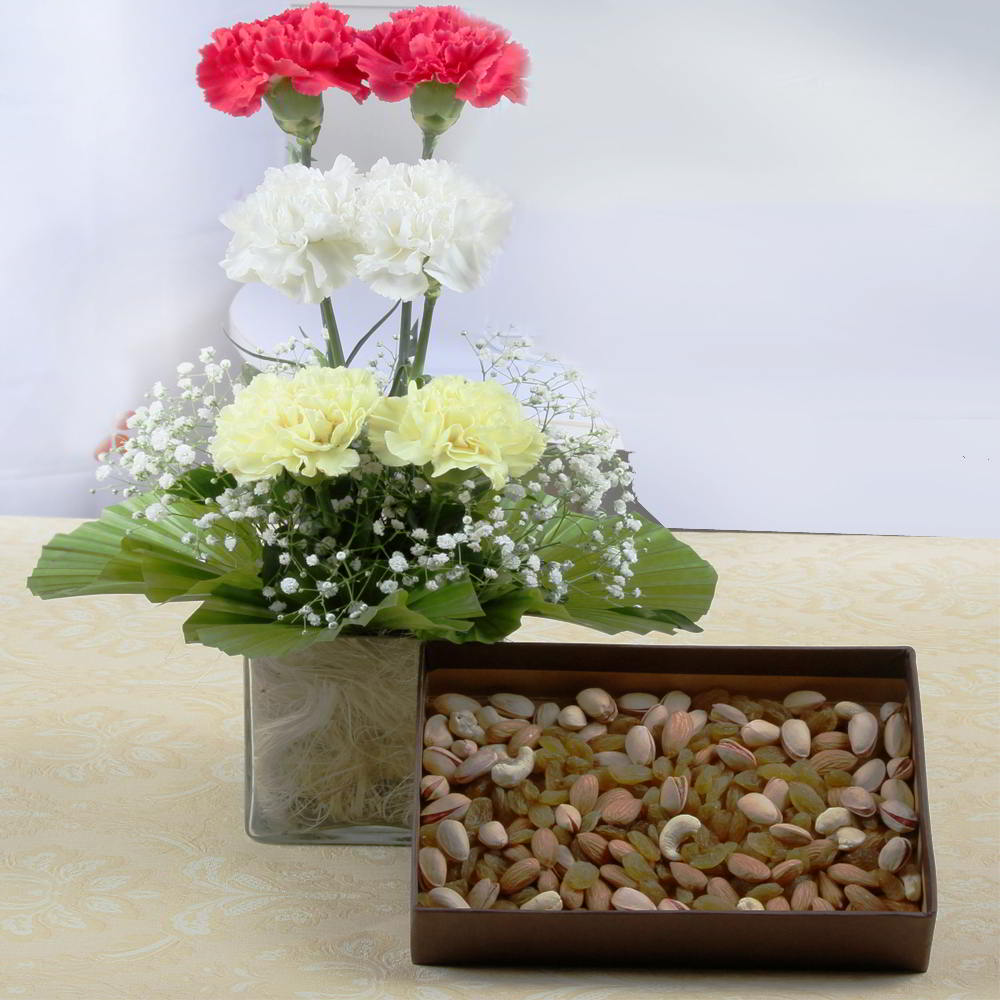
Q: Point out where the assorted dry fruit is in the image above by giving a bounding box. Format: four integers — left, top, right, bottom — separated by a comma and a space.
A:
416, 686, 923, 912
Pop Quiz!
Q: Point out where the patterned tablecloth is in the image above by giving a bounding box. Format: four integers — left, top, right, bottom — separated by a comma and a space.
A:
1, 516, 997, 999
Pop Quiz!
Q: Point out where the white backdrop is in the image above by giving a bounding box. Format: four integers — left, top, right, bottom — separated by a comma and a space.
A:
2, 1, 998, 536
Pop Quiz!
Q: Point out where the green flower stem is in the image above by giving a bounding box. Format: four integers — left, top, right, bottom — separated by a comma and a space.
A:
320, 297, 345, 367
410, 287, 440, 380
389, 301, 414, 395
421, 131, 438, 159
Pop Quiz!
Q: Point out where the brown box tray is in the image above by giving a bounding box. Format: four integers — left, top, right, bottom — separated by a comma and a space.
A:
410, 643, 937, 971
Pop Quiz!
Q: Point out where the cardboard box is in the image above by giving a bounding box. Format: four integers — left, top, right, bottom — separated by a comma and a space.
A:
410, 643, 936, 971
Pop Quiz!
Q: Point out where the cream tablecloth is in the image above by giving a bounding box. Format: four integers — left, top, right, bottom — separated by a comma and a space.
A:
1, 517, 997, 999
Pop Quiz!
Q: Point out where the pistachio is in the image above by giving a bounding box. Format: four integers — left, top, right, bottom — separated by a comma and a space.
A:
477, 820, 509, 850
659, 814, 701, 860
658, 897, 691, 911
418, 847, 448, 889
762, 777, 789, 812
812, 731, 851, 752
611, 887, 656, 911
780, 719, 811, 760
737, 792, 782, 826
834, 700, 867, 719
640, 704, 669, 733
689, 709, 709, 735
741, 719, 780, 748
432, 693, 481, 715
901, 872, 922, 902
878, 798, 918, 833
887, 756, 914, 780
578, 722, 608, 743
717, 739, 758, 771
422, 746, 462, 778
847, 711, 879, 757
853, 758, 887, 791
428, 886, 470, 909
423, 714, 453, 748
660, 775, 689, 815
884, 713, 911, 758
533, 701, 561, 728
840, 785, 877, 818
476, 705, 503, 728
834, 826, 867, 851
815, 805, 854, 837
783, 690, 826, 713
769, 822, 813, 846
576, 687, 618, 722
624, 725, 657, 766
662, 711, 695, 754
880, 778, 915, 809
467, 877, 500, 909
452, 748, 499, 784
557, 705, 588, 731
490, 692, 536, 719
661, 690, 691, 714
618, 692, 658, 716
485, 719, 528, 743
810, 749, 858, 775
710, 703, 749, 726
437, 818, 471, 861
520, 889, 563, 911
879, 701, 902, 723
878, 837, 911, 873
421, 792, 471, 824
420, 774, 449, 802
554, 803, 582, 834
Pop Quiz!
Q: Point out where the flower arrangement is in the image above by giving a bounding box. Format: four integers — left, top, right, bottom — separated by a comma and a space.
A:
28, 3, 716, 660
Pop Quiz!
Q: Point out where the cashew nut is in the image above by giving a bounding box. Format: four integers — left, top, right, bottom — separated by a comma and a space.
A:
490, 746, 534, 788
448, 710, 485, 743
658, 813, 701, 860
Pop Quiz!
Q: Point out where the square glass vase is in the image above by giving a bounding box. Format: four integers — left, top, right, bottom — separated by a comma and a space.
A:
244, 636, 421, 845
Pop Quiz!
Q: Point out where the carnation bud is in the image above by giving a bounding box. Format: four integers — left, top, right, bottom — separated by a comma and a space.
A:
410, 81, 464, 157
264, 78, 324, 148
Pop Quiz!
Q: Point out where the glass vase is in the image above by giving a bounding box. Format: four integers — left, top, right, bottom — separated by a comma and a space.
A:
244, 636, 421, 845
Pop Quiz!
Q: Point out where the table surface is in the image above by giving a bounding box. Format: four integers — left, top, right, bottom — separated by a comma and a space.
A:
2, 516, 997, 1000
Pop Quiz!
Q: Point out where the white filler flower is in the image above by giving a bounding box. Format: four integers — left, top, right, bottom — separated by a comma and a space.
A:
355, 158, 511, 301
221, 157, 361, 303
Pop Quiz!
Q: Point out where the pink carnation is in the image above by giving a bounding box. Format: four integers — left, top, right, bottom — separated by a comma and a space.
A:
355, 6, 528, 108
196, 3, 368, 117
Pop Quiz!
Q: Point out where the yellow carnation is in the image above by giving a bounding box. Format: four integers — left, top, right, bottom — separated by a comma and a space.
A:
369, 376, 545, 488
210, 366, 378, 483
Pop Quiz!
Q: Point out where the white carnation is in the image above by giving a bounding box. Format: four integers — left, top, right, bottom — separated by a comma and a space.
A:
221, 158, 362, 304
354, 158, 511, 301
